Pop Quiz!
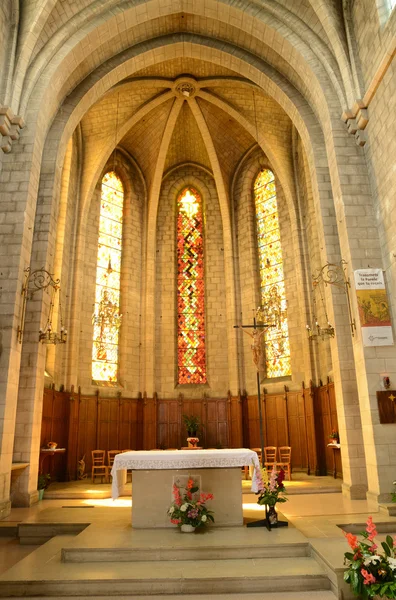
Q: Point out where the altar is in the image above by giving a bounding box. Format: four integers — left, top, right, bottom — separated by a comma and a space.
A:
111, 449, 261, 529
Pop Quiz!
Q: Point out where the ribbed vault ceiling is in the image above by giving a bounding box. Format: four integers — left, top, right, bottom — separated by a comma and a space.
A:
81, 59, 292, 189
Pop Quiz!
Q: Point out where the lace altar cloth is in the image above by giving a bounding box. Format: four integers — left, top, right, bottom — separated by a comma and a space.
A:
111, 448, 261, 499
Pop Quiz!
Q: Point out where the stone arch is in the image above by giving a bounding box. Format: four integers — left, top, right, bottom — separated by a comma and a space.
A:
14, 0, 349, 117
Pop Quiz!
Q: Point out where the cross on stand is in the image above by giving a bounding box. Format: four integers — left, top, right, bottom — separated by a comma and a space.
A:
234, 314, 288, 530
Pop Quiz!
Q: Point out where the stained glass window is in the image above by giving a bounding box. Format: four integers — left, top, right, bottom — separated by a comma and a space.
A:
177, 187, 207, 384
254, 169, 291, 378
92, 172, 124, 383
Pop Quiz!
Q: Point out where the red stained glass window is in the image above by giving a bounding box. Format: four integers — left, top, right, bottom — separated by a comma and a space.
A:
177, 187, 207, 384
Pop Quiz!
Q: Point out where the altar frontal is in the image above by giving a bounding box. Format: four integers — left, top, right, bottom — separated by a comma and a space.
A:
111, 449, 261, 528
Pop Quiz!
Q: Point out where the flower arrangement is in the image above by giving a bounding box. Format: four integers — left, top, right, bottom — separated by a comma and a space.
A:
182, 415, 200, 436
329, 430, 340, 443
255, 465, 287, 507
168, 478, 214, 530
343, 517, 396, 599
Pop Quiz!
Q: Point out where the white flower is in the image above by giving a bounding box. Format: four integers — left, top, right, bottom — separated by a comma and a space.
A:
387, 557, 396, 570
169, 506, 174, 514
180, 504, 188, 512
363, 555, 381, 566
201, 515, 207, 522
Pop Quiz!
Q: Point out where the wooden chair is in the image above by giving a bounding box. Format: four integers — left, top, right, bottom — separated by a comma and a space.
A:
91, 450, 109, 483
264, 446, 277, 472
278, 446, 292, 480
107, 450, 121, 481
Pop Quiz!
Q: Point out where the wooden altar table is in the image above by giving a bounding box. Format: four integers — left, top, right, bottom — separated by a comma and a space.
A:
111, 449, 260, 529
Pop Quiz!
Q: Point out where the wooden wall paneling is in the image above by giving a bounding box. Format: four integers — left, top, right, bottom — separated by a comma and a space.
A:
228, 392, 243, 448
67, 387, 80, 481
304, 382, 318, 475
241, 392, 250, 448
157, 399, 168, 449
51, 391, 70, 450
283, 388, 290, 447
328, 382, 342, 476
217, 399, 229, 447
246, 395, 260, 448
136, 393, 144, 450
119, 398, 139, 450
313, 381, 336, 476
97, 397, 120, 451
205, 399, 218, 448
276, 393, 288, 448
50, 390, 69, 480
157, 399, 180, 449
40, 388, 54, 448
143, 393, 157, 450
77, 394, 99, 473
264, 394, 278, 447
286, 390, 308, 471
261, 388, 268, 452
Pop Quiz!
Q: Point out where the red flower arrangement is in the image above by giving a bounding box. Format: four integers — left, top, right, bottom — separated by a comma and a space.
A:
168, 477, 214, 529
343, 517, 396, 599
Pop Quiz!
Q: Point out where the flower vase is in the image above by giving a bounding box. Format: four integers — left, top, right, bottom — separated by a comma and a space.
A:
38, 489, 45, 501
181, 524, 195, 533
187, 437, 199, 448
266, 505, 278, 526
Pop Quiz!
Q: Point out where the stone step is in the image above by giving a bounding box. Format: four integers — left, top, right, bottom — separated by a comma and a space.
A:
62, 540, 309, 562
9, 593, 337, 600
0, 555, 330, 597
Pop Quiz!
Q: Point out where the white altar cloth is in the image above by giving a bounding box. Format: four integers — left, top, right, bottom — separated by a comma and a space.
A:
111, 448, 261, 499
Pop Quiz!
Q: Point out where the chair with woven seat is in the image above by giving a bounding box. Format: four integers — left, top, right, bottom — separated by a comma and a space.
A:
91, 450, 109, 483
278, 446, 292, 480
264, 446, 277, 473
107, 450, 121, 480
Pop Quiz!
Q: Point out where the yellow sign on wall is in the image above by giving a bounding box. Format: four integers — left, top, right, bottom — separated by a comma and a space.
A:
354, 269, 394, 346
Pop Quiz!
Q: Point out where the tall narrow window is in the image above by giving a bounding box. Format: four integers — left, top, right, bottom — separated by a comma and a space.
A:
92, 171, 124, 383
177, 187, 207, 384
254, 169, 291, 378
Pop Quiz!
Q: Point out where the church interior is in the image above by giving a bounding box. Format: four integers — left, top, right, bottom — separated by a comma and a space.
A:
0, 0, 395, 598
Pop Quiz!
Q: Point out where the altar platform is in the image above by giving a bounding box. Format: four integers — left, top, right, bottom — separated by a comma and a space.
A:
1, 491, 393, 599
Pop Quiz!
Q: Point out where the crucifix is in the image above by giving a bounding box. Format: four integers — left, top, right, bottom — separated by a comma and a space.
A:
234, 313, 271, 467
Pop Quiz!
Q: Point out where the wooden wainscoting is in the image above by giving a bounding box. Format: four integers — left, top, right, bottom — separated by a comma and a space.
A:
40, 382, 341, 481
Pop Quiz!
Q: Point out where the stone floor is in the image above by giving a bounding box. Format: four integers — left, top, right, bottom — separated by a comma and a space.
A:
0, 474, 395, 599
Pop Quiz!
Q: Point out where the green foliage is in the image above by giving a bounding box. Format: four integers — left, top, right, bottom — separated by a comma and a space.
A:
343, 518, 396, 599
182, 414, 200, 435
37, 473, 51, 490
